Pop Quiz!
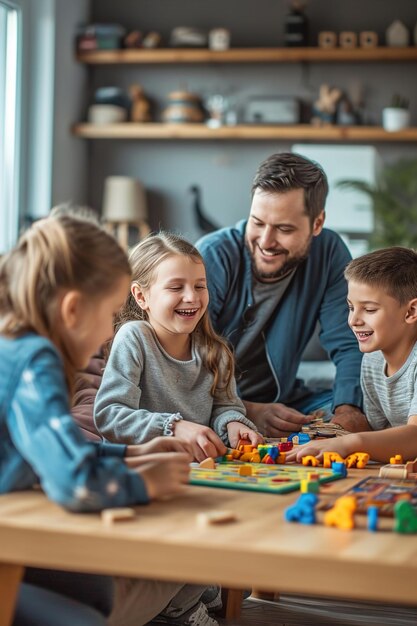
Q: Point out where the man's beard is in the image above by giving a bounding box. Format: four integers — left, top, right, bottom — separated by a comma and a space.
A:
249, 241, 311, 282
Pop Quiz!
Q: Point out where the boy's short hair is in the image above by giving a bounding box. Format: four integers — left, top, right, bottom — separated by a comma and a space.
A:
345, 247, 417, 305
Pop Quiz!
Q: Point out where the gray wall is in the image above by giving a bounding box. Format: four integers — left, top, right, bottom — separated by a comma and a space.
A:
59, 0, 417, 240
52, 0, 91, 207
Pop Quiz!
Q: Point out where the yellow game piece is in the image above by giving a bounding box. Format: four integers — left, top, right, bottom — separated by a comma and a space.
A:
300, 479, 319, 494
302, 455, 320, 467
239, 465, 253, 476
324, 495, 357, 531
276, 452, 286, 464
250, 452, 261, 463
323, 452, 345, 468
197, 510, 238, 527
199, 457, 216, 469
101, 508, 136, 526
390, 454, 404, 465
345, 452, 370, 469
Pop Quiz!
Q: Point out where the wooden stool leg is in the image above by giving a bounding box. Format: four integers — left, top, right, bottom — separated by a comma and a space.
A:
220, 588, 244, 620
0, 563, 24, 626
251, 588, 280, 601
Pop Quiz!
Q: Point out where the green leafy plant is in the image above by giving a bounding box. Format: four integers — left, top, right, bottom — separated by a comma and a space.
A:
337, 158, 417, 249
389, 94, 409, 109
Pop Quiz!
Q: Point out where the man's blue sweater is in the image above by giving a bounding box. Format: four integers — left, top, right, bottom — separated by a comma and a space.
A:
197, 221, 363, 410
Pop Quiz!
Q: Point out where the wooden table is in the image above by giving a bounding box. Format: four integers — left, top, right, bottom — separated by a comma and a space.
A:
1, 467, 417, 625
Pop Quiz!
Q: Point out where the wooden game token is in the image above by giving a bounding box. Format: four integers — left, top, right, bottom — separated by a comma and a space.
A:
197, 510, 237, 527
101, 507, 136, 526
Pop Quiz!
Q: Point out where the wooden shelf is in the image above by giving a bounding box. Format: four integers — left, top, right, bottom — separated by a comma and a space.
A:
72, 123, 417, 142
76, 46, 417, 65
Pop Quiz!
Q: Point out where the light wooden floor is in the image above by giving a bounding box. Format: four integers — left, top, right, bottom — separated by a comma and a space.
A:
218, 596, 417, 626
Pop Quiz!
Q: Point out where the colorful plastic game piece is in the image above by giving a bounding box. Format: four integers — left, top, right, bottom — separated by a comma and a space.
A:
394, 501, 417, 534
239, 465, 253, 476
285, 493, 318, 525
300, 478, 320, 494
331, 461, 347, 477
324, 495, 357, 530
301, 455, 320, 467
367, 505, 379, 532
345, 452, 370, 469
390, 454, 404, 465
322, 452, 345, 468
278, 441, 293, 452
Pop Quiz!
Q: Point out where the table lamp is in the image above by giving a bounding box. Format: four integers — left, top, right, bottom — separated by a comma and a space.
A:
102, 176, 150, 249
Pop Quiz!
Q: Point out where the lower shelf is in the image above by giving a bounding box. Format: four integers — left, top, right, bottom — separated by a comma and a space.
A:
72, 123, 417, 142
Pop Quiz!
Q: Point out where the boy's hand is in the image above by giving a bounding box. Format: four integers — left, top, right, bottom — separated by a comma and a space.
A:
243, 401, 311, 437
173, 421, 227, 462
285, 434, 358, 464
135, 452, 191, 500
125, 438, 192, 460
226, 421, 264, 449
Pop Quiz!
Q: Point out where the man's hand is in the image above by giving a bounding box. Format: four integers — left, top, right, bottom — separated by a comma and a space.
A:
331, 405, 371, 432
174, 420, 227, 462
226, 421, 264, 449
243, 401, 311, 438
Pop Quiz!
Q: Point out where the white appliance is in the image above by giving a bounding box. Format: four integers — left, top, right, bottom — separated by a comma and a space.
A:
292, 145, 381, 253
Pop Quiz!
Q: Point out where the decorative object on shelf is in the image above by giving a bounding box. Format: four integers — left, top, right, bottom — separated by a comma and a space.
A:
205, 94, 229, 127
170, 27, 207, 47
76, 23, 126, 52
337, 158, 417, 249
336, 95, 358, 126
318, 31, 337, 48
284, 0, 309, 47
142, 31, 162, 48
162, 90, 205, 123
311, 84, 342, 125
208, 28, 230, 50
102, 176, 150, 249
94, 86, 131, 110
129, 84, 152, 122
360, 31, 378, 48
382, 94, 410, 131
208, 28, 231, 51
339, 32, 357, 48
386, 20, 409, 47
244, 96, 300, 124
88, 104, 127, 125
124, 30, 142, 49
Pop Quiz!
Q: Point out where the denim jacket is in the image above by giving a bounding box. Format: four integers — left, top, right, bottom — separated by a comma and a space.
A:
0, 333, 148, 511
197, 221, 363, 410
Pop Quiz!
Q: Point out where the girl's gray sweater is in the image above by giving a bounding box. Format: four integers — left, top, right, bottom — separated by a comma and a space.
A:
94, 321, 257, 445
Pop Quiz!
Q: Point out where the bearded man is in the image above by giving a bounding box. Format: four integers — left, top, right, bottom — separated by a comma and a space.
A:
196, 152, 368, 437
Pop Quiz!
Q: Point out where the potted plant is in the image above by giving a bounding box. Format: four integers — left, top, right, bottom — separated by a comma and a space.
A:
382, 94, 410, 131
337, 157, 417, 249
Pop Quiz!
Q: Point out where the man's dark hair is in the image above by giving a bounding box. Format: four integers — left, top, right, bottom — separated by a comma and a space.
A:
345, 247, 417, 305
251, 152, 329, 222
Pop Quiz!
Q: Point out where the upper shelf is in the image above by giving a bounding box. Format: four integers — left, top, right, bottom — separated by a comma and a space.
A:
76, 46, 417, 64
72, 123, 417, 142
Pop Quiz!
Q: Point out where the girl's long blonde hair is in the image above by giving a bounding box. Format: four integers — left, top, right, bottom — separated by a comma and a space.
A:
0, 210, 131, 394
116, 232, 235, 397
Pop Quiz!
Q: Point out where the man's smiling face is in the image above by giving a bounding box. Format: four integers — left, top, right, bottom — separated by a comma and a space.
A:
245, 187, 324, 282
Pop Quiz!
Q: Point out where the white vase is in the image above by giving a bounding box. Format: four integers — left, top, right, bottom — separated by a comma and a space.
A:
382, 107, 410, 131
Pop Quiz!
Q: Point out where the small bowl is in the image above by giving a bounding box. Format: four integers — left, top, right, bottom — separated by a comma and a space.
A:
88, 104, 127, 125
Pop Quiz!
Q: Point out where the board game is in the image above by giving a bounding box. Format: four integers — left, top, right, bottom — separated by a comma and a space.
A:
190, 461, 343, 494
318, 476, 417, 516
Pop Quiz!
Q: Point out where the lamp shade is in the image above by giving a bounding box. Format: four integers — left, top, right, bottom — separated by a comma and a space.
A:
102, 176, 148, 222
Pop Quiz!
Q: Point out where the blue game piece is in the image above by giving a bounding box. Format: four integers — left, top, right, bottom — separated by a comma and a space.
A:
267, 446, 279, 460
367, 505, 379, 532
284, 493, 318, 525
331, 461, 347, 477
